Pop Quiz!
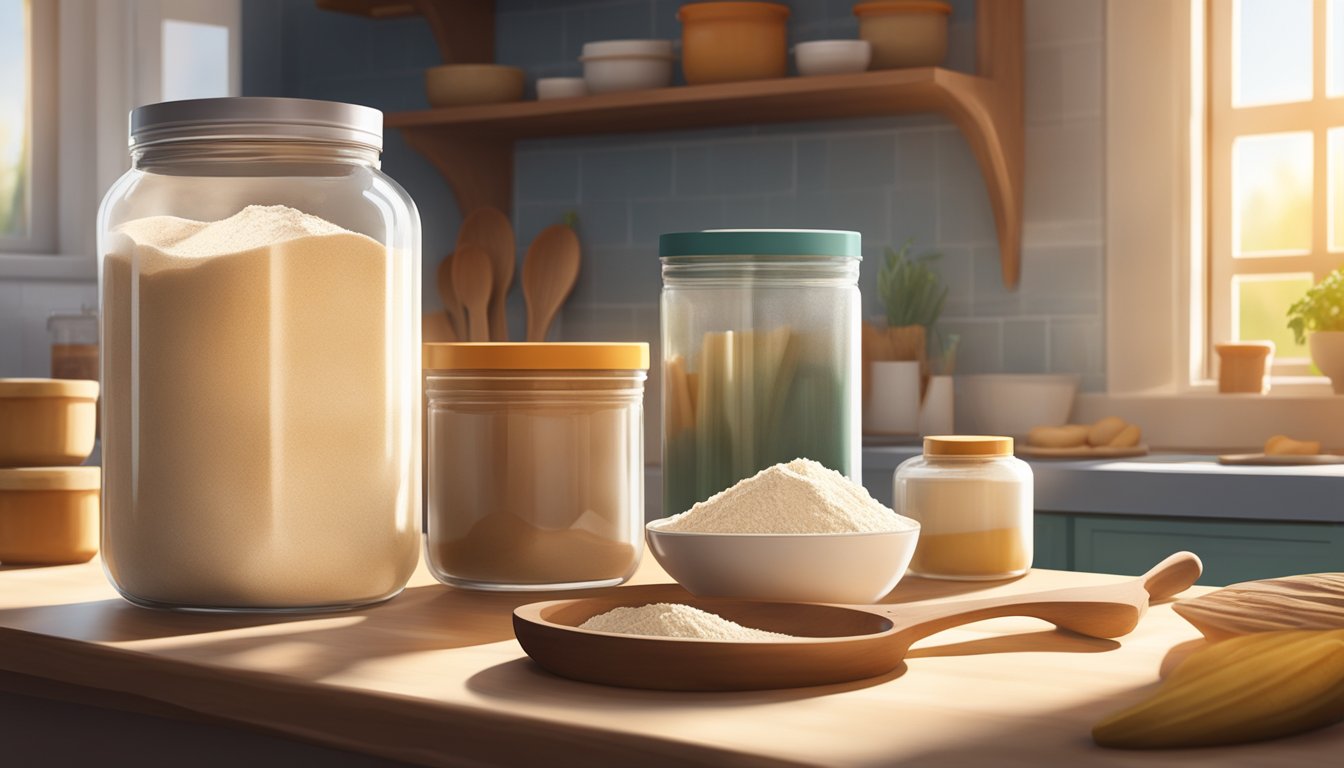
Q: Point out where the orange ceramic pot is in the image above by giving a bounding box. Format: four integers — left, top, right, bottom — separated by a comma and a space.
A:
853, 0, 952, 69
678, 2, 790, 85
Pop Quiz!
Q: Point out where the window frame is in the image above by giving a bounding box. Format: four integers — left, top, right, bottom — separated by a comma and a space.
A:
1097, 0, 1344, 450
0, 0, 241, 281
0, 0, 58, 256
1207, 0, 1344, 376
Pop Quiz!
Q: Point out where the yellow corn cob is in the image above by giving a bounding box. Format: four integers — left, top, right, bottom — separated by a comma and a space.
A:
1093, 629, 1344, 749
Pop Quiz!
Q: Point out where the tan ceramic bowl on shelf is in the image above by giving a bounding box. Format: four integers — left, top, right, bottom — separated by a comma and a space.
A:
0, 466, 100, 565
679, 1, 791, 84
854, 0, 952, 69
646, 519, 921, 604
425, 64, 525, 107
0, 378, 99, 468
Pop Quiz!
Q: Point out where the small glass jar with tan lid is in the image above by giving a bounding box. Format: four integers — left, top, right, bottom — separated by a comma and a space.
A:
893, 435, 1032, 580
424, 342, 649, 591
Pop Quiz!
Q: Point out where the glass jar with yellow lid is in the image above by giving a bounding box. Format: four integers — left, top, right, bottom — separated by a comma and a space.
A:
893, 435, 1033, 580
423, 342, 649, 590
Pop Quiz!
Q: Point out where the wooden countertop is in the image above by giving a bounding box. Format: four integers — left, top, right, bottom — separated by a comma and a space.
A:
1, 556, 1340, 766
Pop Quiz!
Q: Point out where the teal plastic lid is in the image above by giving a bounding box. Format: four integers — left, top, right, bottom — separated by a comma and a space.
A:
659, 229, 862, 259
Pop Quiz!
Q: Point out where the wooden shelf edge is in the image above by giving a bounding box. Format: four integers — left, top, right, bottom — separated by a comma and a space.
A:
386, 68, 949, 132
380, 0, 1023, 288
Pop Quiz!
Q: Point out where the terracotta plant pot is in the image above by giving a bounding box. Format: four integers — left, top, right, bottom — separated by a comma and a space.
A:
853, 0, 952, 69
861, 321, 926, 404
1309, 331, 1344, 394
1214, 341, 1274, 394
678, 2, 790, 85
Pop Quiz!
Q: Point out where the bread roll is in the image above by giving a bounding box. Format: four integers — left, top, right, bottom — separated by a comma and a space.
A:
1109, 424, 1142, 448
1028, 424, 1089, 448
1264, 435, 1320, 455
1088, 416, 1128, 447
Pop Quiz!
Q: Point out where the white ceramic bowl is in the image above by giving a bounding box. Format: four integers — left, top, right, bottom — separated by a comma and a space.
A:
580, 39, 676, 94
536, 77, 588, 100
954, 374, 1081, 439
794, 40, 872, 76
646, 520, 921, 604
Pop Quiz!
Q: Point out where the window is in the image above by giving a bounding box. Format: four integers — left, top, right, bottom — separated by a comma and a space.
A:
0, 0, 239, 275
1208, 0, 1344, 375
0, 0, 55, 254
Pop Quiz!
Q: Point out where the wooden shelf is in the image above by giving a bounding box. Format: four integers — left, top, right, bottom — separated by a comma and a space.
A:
348, 0, 1023, 286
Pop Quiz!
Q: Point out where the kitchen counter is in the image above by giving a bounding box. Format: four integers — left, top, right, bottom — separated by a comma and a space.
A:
863, 446, 1344, 523
2, 557, 1342, 766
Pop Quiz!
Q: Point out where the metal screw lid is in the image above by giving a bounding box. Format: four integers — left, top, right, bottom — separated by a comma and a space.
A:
129, 97, 382, 152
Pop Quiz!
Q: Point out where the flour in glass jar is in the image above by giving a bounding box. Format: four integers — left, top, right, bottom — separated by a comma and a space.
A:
101, 205, 419, 609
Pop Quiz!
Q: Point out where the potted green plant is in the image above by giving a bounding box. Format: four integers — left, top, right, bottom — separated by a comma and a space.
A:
862, 242, 948, 403
1287, 267, 1344, 394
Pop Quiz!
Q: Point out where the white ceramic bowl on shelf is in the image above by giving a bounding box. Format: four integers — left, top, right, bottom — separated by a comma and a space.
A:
580, 39, 676, 94
794, 40, 872, 76
646, 520, 921, 604
954, 374, 1080, 439
536, 77, 589, 100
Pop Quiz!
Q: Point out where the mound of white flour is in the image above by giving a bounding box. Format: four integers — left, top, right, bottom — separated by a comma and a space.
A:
578, 603, 792, 641
660, 458, 915, 534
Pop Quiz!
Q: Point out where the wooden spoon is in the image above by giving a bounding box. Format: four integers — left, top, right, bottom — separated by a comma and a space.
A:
513, 552, 1202, 691
522, 224, 580, 342
452, 243, 493, 343
435, 253, 465, 339
457, 207, 515, 342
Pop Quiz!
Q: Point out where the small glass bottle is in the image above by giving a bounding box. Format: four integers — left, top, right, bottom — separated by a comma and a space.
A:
894, 435, 1033, 580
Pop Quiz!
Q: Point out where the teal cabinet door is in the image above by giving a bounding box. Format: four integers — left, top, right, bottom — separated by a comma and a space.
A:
1072, 516, 1344, 586
1034, 512, 1072, 570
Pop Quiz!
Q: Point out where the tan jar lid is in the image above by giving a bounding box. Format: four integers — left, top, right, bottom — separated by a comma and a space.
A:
424, 343, 650, 371
0, 466, 101, 491
924, 435, 1013, 457
1215, 342, 1274, 358
0, 378, 99, 399
854, 1, 953, 17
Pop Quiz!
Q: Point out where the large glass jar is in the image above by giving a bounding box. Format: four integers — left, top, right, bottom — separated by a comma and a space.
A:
424, 343, 648, 590
97, 98, 421, 611
894, 436, 1033, 580
660, 229, 861, 517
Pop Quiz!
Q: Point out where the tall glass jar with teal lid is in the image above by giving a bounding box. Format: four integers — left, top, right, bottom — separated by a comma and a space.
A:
660, 229, 862, 517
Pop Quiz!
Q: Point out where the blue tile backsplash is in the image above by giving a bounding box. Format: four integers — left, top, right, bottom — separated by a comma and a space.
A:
243, 0, 1107, 456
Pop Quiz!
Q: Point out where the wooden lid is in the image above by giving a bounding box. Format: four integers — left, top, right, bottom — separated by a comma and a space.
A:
0, 378, 99, 399
678, 2, 790, 21
923, 435, 1013, 457
0, 467, 101, 491
1215, 342, 1274, 357
854, 1, 953, 17
423, 343, 650, 371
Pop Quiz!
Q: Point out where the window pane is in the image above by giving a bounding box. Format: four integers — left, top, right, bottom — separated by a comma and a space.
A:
0, 0, 28, 239
1331, 0, 1344, 97
1234, 132, 1313, 256
161, 20, 229, 103
1333, 128, 1344, 252
1233, 273, 1314, 359
1235, 0, 1313, 106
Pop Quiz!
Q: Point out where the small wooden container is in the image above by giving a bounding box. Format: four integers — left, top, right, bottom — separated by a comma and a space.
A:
854, 0, 952, 69
0, 467, 100, 565
678, 2, 790, 85
0, 378, 99, 468
1215, 342, 1274, 394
